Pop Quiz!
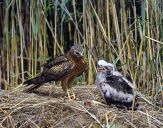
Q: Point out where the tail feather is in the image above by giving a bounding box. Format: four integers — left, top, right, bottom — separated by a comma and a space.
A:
23, 76, 43, 86
24, 83, 43, 92
23, 76, 44, 92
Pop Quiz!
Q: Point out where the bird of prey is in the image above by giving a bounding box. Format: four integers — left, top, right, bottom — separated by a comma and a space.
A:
95, 60, 138, 110
24, 44, 88, 100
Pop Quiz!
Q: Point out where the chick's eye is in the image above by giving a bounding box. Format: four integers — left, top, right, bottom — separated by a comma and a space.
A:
98, 65, 102, 68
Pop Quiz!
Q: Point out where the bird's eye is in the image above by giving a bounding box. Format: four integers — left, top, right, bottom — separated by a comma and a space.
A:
98, 65, 102, 68
74, 51, 80, 55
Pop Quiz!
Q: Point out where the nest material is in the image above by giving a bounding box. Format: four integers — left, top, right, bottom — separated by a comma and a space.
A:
0, 85, 163, 128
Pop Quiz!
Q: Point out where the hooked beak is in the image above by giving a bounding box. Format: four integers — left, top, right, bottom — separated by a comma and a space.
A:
80, 51, 83, 56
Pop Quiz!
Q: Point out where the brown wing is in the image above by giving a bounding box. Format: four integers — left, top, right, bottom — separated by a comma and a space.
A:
42, 55, 67, 69
41, 55, 75, 80
23, 55, 73, 91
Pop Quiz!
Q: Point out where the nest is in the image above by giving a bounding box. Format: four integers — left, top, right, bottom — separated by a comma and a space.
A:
0, 85, 163, 128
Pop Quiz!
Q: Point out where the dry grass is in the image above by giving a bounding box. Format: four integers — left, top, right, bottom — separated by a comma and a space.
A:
0, 85, 163, 128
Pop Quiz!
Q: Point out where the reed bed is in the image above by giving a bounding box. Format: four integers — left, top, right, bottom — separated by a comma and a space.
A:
0, 0, 162, 93
0, 0, 163, 127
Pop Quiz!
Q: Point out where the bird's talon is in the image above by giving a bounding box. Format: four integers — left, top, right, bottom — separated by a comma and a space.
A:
62, 95, 73, 101
70, 94, 75, 100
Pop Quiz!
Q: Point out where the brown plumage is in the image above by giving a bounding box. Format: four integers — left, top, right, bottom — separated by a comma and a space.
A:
24, 44, 88, 99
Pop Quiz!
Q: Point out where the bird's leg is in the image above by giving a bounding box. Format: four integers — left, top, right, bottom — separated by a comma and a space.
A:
66, 89, 72, 101
67, 77, 76, 100
61, 80, 72, 101
70, 89, 75, 100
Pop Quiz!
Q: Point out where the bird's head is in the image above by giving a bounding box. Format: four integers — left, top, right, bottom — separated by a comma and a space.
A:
70, 44, 84, 60
97, 60, 114, 73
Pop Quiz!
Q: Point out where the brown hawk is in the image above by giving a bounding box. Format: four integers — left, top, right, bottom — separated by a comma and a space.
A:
95, 60, 138, 110
24, 44, 88, 100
